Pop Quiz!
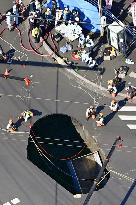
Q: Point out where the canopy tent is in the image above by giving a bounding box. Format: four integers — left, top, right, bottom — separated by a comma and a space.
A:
44, 0, 100, 32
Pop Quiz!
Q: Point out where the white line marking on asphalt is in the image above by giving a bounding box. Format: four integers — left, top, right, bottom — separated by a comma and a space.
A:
74, 102, 80, 104
127, 124, 136, 129
63, 100, 70, 103
110, 170, 134, 182
35, 98, 42, 100
119, 106, 136, 111
7, 94, 13, 97
11, 198, 20, 204
44, 98, 51, 101
118, 115, 136, 120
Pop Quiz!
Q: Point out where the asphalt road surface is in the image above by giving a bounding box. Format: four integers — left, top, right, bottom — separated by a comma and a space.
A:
0, 1, 136, 205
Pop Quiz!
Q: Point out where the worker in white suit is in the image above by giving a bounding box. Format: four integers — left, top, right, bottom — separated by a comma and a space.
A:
6, 12, 14, 30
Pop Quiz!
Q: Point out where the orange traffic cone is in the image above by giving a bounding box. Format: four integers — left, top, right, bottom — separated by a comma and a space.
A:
24, 77, 31, 87
28, 123, 32, 129
4, 69, 9, 79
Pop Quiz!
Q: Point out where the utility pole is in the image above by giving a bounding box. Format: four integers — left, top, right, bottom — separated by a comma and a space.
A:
98, 0, 103, 36
82, 136, 122, 205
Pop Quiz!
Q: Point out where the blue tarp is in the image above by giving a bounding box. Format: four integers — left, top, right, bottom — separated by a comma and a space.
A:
44, 0, 100, 32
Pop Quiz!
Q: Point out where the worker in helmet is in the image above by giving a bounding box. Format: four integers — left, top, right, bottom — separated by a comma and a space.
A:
32, 26, 40, 43
96, 112, 105, 127
110, 100, 118, 112
20, 110, 33, 122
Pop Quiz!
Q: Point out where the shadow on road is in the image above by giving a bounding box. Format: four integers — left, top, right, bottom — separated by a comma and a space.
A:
96, 105, 105, 115
30, 109, 42, 116
120, 179, 136, 205
104, 111, 117, 125
14, 118, 24, 129
0, 59, 105, 72
0, 74, 24, 81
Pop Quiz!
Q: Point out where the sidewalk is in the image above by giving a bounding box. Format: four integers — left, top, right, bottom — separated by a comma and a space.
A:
42, 28, 136, 102
23, 0, 136, 103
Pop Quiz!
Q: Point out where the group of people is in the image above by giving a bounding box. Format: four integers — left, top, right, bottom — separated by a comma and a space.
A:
86, 99, 119, 127
28, 1, 55, 43
86, 106, 105, 127
6, 0, 25, 30
6, 110, 33, 133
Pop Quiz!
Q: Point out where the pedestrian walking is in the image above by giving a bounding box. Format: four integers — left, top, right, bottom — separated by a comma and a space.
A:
125, 86, 136, 100
86, 106, 96, 120
96, 113, 105, 127
110, 100, 118, 112
6, 118, 17, 132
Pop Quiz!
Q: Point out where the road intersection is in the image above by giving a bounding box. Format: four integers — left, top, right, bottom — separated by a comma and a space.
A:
0, 0, 136, 205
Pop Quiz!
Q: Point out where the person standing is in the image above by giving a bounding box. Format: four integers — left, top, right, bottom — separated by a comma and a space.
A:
110, 100, 118, 112
96, 113, 105, 127
6, 12, 14, 31
78, 33, 85, 48
20, 110, 33, 122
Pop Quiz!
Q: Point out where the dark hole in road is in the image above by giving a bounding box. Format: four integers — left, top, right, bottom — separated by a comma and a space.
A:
27, 114, 110, 195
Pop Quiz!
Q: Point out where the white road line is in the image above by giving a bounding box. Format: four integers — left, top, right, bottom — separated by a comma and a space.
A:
119, 106, 136, 111
44, 98, 51, 101
11, 198, 20, 204
118, 115, 136, 120
127, 124, 136, 129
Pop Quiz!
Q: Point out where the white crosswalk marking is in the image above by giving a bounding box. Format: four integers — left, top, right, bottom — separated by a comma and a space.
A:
119, 106, 136, 111
118, 106, 136, 129
127, 124, 136, 129
118, 115, 136, 120
3, 203, 11, 205
3, 198, 20, 205
11, 198, 20, 204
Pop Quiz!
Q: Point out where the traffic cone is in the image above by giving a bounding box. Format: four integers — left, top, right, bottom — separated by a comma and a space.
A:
24, 77, 31, 87
28, 123, 32, 129
4, 68, 9, 79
